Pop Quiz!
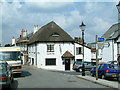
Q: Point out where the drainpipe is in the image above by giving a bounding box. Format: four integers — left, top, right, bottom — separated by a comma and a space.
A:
112, 39, 114, 61
35, 43, 37, 66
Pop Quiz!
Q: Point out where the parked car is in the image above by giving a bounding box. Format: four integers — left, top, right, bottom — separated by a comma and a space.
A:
90, 63, 120, 80
73, 61, 95, 72
0, 61, 14, 89
107, 60, 118, 65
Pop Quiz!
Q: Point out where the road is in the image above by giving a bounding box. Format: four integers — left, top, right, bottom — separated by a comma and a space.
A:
11, 65, 115, 89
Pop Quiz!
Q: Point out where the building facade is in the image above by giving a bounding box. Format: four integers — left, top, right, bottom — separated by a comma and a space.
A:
102, 23, 120, 62
28, 21, 91, 71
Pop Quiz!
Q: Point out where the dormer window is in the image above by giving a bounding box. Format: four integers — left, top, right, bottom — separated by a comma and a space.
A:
51, 32, 60, 37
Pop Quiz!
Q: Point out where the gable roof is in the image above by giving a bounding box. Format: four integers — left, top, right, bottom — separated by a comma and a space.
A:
29, 21, 74, 44
62, 51, 74, 58
102, 23, 120, 40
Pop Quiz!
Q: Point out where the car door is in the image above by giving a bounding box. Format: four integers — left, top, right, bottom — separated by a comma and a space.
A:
98, 64, 105, 76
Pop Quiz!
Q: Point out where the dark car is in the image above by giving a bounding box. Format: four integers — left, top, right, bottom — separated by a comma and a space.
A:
90, 64, 120, 80
0, 61, 14, 89
73, 61, 95, 72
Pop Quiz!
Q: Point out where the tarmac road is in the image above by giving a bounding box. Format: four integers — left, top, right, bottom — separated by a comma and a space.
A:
11, 65, 116, 89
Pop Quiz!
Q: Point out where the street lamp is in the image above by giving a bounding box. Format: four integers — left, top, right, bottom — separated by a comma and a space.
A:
116, 1, 120, 23
116, 1, 120, 13
80, 22, 86, 76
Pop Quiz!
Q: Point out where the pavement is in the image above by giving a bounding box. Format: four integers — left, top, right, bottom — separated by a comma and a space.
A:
76, 75, 119, 89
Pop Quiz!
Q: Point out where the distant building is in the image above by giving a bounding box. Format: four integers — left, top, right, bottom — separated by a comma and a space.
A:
87, 42, 103, 63
16, 29, 33, 64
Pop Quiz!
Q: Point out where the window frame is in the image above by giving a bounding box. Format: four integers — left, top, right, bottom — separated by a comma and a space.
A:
76, 47, 83, 55
47, 44, 54, 52
45, 58, 56, 66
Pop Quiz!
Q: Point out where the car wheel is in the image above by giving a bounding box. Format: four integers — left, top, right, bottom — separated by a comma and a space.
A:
101, 74, 106, 79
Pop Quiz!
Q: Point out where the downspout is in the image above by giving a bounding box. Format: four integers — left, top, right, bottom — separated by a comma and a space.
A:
74, 42, 75, 62
112, 39, 114, 61
35, 43, 37, 66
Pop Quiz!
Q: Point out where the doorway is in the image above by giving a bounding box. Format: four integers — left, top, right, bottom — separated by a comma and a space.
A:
65, 59, 70, 70
32, 58, 34, 65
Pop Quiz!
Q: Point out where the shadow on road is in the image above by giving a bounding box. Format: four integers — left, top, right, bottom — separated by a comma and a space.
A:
13, 70, 32, 78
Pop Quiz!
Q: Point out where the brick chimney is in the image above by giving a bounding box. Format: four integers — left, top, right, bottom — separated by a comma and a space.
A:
21, 29, 28, 37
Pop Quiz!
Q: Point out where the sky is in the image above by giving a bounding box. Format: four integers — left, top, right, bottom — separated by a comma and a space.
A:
0, 0, 119, 46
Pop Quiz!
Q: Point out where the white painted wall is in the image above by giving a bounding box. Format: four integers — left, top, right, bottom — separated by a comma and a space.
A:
101, 40, 118, 62
74, 43, 91, 62
28, 42, 75, 71
28, 42, 92, 71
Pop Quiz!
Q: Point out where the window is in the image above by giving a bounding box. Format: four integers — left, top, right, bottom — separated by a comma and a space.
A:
76, 59, 82, 61
47, 44, 54, 52
76, 47, 83, 55
46, 59, 56, 65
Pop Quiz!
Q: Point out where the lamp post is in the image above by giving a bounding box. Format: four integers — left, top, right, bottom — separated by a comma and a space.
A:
116, 1, 120, 23
80, 22, 86, 76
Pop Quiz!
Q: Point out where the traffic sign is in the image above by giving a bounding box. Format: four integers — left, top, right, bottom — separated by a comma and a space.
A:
98, 37, 105, 42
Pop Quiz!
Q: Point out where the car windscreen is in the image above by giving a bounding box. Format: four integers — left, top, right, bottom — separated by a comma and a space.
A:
0, 51, 21, 61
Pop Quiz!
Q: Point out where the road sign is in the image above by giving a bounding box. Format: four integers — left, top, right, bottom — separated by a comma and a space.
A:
98, 37, 105, 42
104, 42, 110, 47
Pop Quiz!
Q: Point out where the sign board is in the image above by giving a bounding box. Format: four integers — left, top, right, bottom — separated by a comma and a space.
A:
104, 42, 110, 47
98, 37, 105, 42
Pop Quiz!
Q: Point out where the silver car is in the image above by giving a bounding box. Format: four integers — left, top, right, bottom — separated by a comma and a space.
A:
0, 61, 14, 89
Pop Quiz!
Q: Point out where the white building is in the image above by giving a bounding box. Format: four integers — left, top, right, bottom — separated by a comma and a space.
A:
28, 21, 91, 71
101, 23, 120, 62
75, 43, 91, 62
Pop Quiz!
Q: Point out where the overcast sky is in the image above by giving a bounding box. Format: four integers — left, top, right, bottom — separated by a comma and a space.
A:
0, 0, 119, 46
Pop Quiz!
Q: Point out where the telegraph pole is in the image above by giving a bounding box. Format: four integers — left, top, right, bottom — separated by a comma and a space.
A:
96, 35, 98, 80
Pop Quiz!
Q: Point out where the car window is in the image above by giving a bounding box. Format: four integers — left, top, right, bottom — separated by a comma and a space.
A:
75, 61, 82, 65
108, 64, 118, 70
98, 64, 104, 69
84, 62, 92, 65
0, 64, 6, 72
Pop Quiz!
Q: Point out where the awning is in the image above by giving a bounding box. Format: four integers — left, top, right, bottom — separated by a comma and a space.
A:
61, 51, 74, 58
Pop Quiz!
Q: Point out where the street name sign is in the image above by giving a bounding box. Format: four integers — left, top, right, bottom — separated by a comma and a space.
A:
98, 37, 105, 42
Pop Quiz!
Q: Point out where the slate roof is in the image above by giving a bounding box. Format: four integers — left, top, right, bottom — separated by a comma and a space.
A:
29, 21, 74, 44
102, 23, 120, 40
61, 51, 74, 58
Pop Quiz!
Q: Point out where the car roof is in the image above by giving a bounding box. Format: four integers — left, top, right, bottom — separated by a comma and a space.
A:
0, 61, 8, 64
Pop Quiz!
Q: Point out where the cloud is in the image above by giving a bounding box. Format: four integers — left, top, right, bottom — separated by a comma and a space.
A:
1, 1, 118, 45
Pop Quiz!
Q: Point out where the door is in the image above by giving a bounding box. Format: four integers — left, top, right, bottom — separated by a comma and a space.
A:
32, 58, 34, 65
65, 59, 70, 70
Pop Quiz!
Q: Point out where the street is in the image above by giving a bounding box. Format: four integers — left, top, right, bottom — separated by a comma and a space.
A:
10, 65, 116, 89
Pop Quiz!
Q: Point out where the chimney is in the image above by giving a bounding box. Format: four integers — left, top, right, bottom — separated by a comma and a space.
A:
12, 37, 16, 45
34, 25, 38, 34
21, 29, 24, 38
21, 29, 28, 37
